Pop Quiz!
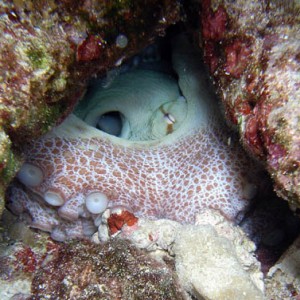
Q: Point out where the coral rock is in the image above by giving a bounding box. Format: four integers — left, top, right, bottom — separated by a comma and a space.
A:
201, 0, 300, 206
29, 239, 185, 300
103, 209, 265, 299
107, 210, 139, 235
266, 234, 300, 299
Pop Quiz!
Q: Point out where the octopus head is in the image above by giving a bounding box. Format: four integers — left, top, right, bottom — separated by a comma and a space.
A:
74, 69, 188, 141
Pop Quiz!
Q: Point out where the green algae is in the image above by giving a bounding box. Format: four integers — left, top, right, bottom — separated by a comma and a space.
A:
26, 46, 50, 70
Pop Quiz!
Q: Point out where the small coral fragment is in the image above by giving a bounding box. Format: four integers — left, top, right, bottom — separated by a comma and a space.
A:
107, 210, 139, 235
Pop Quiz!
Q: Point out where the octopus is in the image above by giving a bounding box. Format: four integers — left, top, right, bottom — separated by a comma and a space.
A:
6, 35, 260, 241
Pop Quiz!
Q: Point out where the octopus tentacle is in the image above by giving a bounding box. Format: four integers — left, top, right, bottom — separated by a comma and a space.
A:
6, 35, 260, 241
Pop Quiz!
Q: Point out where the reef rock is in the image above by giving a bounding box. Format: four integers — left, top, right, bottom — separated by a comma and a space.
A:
0, 0, 180, 214
29, 239, 185, 300
266, 234, 300, 299
97, 209, 265, 299
174, 225, 263, 300
201, 0, 300, 206
0, 211, 185, 300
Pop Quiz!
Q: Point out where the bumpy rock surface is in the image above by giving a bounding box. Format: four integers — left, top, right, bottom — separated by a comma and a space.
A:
97, 209, 265, 299
0, 211, 185, 300
201, 0, 300, 206
266, 234, 300, 299
29, 240, 185, 300
240, 191, 300, 275
0, 0, 180, 214
174, 225, 264, 300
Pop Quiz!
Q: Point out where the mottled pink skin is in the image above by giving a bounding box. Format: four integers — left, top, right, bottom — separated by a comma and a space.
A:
7, 118, 259, 240
6, 36, 262, 240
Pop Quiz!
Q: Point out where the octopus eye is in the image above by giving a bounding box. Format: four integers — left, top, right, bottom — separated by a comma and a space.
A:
74, 69, 183, 141
95, 111, 124, 137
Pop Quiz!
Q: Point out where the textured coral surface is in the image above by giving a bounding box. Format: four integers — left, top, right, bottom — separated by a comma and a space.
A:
0, 207, 299, 300
29, 240, 185, 300
0, 0, 180, 214
0, 219, 184, 300
105, 209, 265, 299
266, 235, 300, 299
201, 0, 300, 206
